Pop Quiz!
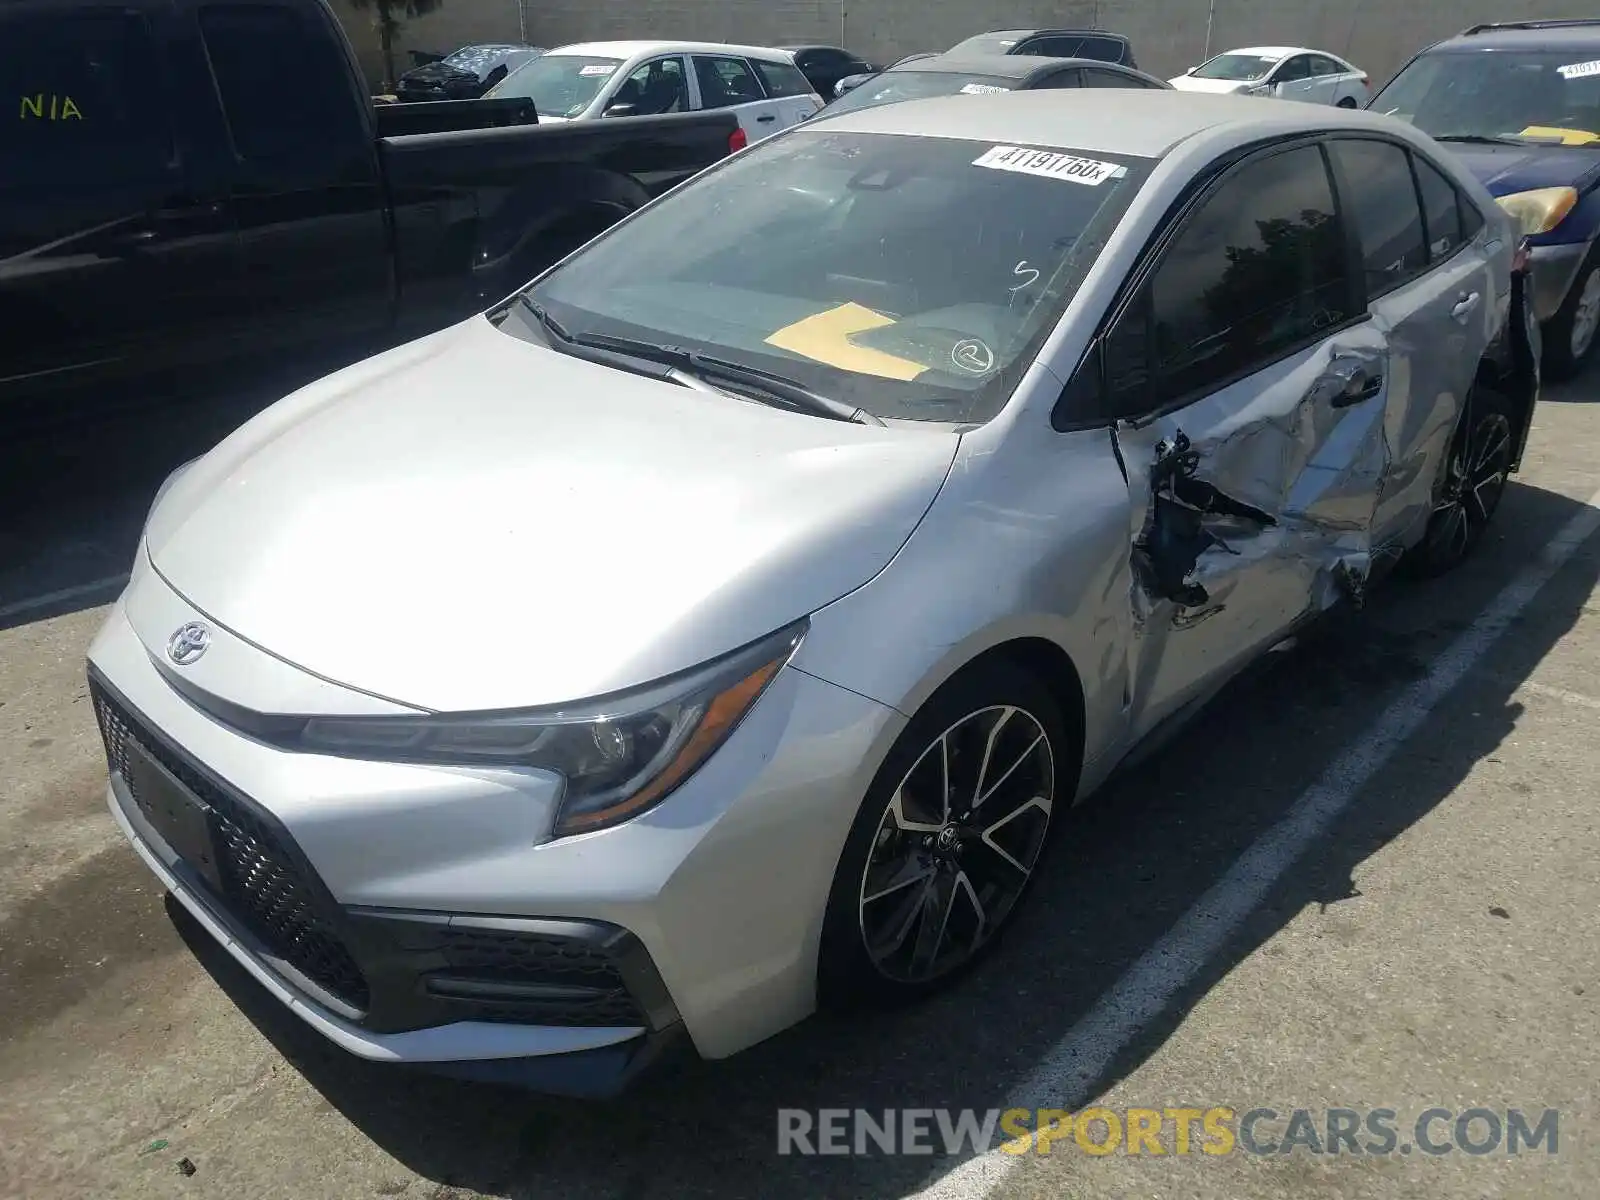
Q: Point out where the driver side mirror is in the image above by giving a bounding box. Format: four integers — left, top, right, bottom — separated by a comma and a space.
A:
602, 101, 636, 117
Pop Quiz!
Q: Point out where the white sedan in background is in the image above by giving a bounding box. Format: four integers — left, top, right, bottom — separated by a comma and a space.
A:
487, 40, 822, 142
1170, 46, 1370, 107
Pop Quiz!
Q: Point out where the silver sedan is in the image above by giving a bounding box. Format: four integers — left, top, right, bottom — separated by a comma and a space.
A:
88, 90, 1540, 1095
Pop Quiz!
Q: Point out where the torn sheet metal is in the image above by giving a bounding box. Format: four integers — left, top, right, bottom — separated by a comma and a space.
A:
1113, 332, 1396, 730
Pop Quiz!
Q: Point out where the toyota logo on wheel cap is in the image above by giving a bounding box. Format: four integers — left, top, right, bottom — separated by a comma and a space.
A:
166, 621, 211, 666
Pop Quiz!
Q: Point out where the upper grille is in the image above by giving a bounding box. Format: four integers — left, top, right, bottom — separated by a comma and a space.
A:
92, 684, 371, 1013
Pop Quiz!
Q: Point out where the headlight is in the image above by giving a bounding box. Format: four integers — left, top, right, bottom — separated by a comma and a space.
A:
1495, 186, 1578, 237
295, 619, 807, 837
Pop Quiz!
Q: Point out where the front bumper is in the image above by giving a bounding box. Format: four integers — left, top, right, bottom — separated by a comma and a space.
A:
1529, 241, 1590, 323
87, 578, 904, 1087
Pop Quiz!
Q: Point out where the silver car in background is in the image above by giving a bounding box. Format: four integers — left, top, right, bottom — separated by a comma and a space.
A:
88, 91, 1539, 1096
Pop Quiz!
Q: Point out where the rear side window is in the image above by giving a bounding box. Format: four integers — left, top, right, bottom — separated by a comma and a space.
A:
1330, 139, 1428, 295
752, 59, 815, 98
693, 55, 764, 107
0, 8, 172, 180
1309, 55, 1343, 76
1414, 154, 1468, 260
1077, 37, 1128, 64
1080, 69, 1144, 89
1106, 144, 1350, 410
1026, 37, 1084, 58
199, 2, 365, 162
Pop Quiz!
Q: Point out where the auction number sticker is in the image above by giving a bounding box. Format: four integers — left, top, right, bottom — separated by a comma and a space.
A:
1558, 59, 1600, 79
959, 83, 1011, 95
972, 145, 1125, 186
580, 64, 616, 76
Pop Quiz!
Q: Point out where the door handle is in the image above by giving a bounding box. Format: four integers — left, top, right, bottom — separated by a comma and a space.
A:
756, 113, 776, 122
1451, 291, 1481, 323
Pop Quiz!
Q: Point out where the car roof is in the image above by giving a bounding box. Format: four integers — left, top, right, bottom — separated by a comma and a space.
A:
961, 27, 1128, 40
1431, 21, 1600, 53
777, 44, 853, 53
545, 40, 796, 63
805, 88, 1411, 158
889, 53, 1076, 80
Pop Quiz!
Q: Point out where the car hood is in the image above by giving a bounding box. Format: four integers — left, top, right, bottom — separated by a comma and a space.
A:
1435, 141, 1600, 197
1168, 75, 1249, 93
143, 318, 958, 713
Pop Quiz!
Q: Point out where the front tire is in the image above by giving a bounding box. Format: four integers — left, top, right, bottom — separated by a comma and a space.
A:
1542, 245, 1600, 381
1402, 383, 1515, 578
818, 660, 1069, 1009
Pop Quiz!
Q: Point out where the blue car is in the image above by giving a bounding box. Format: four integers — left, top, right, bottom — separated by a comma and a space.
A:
1373, 19, 1600, 378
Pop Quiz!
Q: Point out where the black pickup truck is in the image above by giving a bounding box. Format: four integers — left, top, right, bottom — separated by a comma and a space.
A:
0, 0, 742, 416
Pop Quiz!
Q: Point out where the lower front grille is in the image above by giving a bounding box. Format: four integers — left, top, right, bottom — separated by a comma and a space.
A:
91, 683, 371, 1013
424, 925, 648, 1027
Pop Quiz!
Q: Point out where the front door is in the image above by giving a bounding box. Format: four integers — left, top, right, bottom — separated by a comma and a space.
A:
1271, 54, 1321, 103
0, 1, 238, 389
1095, 140, 1391, 737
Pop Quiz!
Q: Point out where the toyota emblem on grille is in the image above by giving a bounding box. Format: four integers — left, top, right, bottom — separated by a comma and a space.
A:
167, 621, 211, 665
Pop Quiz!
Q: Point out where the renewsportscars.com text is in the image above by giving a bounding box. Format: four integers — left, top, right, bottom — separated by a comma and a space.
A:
776, 1106, 1560, 1157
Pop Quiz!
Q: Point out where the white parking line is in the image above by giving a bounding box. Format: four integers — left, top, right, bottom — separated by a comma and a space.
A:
911, 486, 1600, 1200
0, 574, 128, 623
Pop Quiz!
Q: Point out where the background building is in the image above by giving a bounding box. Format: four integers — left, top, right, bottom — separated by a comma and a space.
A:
331, 0, 1569, 94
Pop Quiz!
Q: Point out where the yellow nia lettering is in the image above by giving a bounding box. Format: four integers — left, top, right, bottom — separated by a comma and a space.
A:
49, 93, 58, 119
20, 93, 43, 119
60, 95, 83, 119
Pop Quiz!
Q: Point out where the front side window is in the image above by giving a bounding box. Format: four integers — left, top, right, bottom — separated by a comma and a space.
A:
693, 56, 764, 108
1, 7, 171, 179
820, 70, 1016, 116
1373, 48, 1600, 144
515, 131, 1154, 424
1190, 52, 1278, 82
486, 53, 623, 117
1275, 56, 1315, 82
1105, 144, 1351, 412
612, 57, 687, 115
1329, 139, 1428, 294
199, 3, 365, 160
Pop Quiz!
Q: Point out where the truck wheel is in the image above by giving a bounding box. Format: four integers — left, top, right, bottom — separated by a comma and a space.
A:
1402, 383, 1515, 578
817, 660, 1069, 1009
1541, 244, 1600, 381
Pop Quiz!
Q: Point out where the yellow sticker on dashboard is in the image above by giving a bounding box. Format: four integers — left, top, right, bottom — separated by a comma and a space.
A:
764, 302, 930, 381
1518, 125, 1600, 145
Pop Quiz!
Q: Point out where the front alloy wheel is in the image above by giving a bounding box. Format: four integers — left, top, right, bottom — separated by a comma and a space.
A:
1406, 386, 1514, 577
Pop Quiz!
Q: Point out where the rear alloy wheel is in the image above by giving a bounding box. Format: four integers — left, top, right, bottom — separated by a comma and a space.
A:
1404, 385, 1514, 578
819, 662, 1067, 1006
1337, 96, 1358, 108
1542, 251, 1600, 380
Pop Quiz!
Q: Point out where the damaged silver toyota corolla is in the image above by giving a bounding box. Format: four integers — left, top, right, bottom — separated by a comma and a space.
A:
89, 90, 1539, 1095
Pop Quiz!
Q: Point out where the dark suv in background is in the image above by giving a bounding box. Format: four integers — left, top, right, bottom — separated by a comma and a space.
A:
945, 28, 1138, 67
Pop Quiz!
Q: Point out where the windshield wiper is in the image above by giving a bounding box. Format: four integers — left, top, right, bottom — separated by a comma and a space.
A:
569, 331, 887, 426
1431, 134, 1527, 146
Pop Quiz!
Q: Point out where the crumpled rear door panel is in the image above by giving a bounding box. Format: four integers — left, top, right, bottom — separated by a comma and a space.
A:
1112, 323, 1394, 733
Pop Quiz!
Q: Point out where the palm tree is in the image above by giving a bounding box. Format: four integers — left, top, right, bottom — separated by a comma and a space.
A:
349, 0, 445, 92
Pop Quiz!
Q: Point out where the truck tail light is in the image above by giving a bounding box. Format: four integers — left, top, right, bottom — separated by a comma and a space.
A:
728, 126, 748, 154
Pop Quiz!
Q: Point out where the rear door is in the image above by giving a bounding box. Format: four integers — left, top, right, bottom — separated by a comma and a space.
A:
0, 0, 238, 388
692, 54, 811, 141
189, 0, 390, 347
1329, 137, 1497, 550
1086, 140, 1387, 736
1307, 54, 1348, 104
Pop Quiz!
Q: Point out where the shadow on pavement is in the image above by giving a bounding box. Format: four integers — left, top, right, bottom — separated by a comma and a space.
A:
171, 476, 1600, 1199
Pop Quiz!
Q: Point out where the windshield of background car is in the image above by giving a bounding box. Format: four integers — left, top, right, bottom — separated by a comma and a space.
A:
512, 130, 1154, 424
1191, 52, 1278, 80
823, 70, 1017, 115
1374, 49, 1600, 144
486, 53, 623, 115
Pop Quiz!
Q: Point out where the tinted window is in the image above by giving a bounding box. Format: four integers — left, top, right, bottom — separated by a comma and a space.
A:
199, 3, 364, 161
1106, 145, 1349, 410
1309, 54, 1343, 77
1414, 155, 1466, 259
1026, 37, 1084, 58
1275, 55, 1314, 82
1080, 69, 1143, 89
0, 8, 171, 178
523, 131, 1153, 424
613, 57, 687, 114
753, 59, 816, 98
1330, 139, 1427, 294
694, 56, 764, 107
1077, 37, 1128, 64
1031, 70, 1082, 90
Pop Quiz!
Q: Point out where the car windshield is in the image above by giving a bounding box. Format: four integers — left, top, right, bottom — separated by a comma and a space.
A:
509, 130, 1154, 425
1373, 49, 1600, 144
822, 70, 1017, 116
1191, 52, 1279, 81
486, 53, 623, 116
948, 33, 1028, 56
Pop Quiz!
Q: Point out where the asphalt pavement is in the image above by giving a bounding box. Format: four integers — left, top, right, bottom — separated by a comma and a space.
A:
1, 366, 1596, 1199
